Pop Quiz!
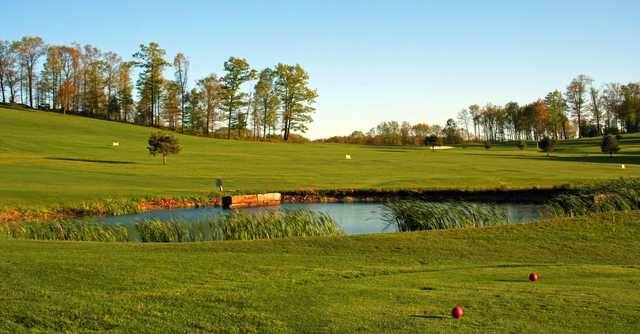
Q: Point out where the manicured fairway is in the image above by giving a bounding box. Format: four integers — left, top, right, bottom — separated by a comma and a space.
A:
1, 212, 639, 333
1, 107, 639, 209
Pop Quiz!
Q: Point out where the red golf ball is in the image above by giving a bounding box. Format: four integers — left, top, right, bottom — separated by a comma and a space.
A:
529, 272, 539, 282
452, 306, 464, 319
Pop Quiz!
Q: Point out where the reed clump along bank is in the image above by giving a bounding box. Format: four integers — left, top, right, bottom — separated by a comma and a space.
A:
0, 221, 130, 242
1, 209, 341, 242
545, 178, 640, 217
135, 209, 341, 242
383, 201, 510, 231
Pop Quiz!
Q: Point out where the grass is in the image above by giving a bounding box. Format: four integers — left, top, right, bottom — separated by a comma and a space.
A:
0, 212, 639, 332
1, 107, 639, 209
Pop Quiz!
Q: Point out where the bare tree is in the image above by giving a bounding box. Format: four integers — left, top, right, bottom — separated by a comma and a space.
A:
457, 109, 471, 141
11, 36, 44, 107
601, 83, 622, 131
0, 40, 9, 103
174, 53, 189, 133
468, 104, 481, 140
589, 87, 603, 135
197, 74, 223, 135
565, 74, 593, 138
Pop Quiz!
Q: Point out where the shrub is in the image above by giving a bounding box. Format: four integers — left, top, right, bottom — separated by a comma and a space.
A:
580, 125, 600, 138
424, 135, 443, 151
484, 143, 492, 150
538, 137, 556, 156
516, 140, 527, 150
601, 135, 620, 157
604, 126, 620, 135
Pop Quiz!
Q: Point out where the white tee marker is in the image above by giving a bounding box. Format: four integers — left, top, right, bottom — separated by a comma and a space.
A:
345, 154, 351, 160
112, 142, 120, 147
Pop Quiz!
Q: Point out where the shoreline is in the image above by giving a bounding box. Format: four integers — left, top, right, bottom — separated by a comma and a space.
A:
0, 186, 569, 223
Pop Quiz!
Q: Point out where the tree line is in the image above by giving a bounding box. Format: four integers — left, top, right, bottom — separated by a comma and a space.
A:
0, 36, 317, 141
319, 74, 639, 145
457, 75, 640, 142
316, 120, 462, 145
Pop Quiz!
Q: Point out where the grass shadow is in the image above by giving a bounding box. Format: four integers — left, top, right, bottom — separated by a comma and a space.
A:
46, 157, 135, 164
371, 149, 413, 153
518, 154, 639, 165
411, 315, 448, 320
465, 152, 640, 165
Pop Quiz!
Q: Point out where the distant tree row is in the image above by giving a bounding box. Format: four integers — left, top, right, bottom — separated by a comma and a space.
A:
318, 74, 639, 146
0, 36, 317, 141
316, 119, 464, 145
457, 75, 640, 142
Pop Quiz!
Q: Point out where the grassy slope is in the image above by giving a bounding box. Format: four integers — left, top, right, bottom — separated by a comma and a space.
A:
1, 107, 640, 208
1, 212, 639, 333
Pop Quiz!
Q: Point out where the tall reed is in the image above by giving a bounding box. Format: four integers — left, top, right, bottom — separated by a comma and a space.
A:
545, 178, 640, 217
0, 220, 129, 242
383, 201, 510, 232
134, 209, 341, 242
1, 209, 340, 243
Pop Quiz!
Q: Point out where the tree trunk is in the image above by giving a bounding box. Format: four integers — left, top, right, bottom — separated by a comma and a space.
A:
0, 77, 5, 103
262, 98, 268, 140
206, 107, 211, 136
227, 96, 233, 140
227, 109, 232, 139
28, 69, 34, 107
181, 90, 185, 133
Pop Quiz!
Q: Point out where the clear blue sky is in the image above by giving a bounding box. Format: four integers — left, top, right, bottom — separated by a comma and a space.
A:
3, 0, 639, 138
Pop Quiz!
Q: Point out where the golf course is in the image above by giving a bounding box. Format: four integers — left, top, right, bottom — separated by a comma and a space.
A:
1, 106, 640, 333
2, 1, 640, 332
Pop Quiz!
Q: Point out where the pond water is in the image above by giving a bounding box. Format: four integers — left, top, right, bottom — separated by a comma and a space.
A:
85, 202, 545, 236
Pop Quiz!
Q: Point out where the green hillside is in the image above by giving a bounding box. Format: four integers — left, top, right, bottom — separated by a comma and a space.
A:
1, 106, 639, 208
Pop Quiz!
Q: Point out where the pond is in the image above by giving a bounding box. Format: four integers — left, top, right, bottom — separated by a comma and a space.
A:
85, 202, 546, 236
